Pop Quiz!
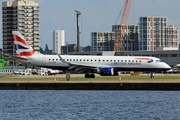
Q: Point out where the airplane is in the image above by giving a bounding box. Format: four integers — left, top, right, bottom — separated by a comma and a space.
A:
11, 31, 171, 78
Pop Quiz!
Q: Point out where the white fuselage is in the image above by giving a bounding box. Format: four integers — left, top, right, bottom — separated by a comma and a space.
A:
18, 55, 171, 72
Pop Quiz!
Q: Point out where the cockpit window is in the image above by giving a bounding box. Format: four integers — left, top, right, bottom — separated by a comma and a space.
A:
156, 60, 163, 62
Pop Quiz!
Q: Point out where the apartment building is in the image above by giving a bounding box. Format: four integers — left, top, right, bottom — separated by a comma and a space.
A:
2, 0, 40, 59
112, 24, 139, 51
52, 28, 65, 54
91, 32, 115, 52
165, 25, 179, 48
139, 16, 179, 51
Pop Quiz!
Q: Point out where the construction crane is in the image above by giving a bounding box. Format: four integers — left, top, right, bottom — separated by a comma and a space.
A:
113, 0, 132, 52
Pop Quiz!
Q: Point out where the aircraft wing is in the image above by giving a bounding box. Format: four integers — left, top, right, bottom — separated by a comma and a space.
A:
58, 55, 98, 73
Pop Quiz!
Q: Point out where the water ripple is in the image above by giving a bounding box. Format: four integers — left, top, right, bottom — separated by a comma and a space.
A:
0, 90, 180, 120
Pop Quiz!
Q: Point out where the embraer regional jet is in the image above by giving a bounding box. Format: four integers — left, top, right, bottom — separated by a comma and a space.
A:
11, 31, 171, 78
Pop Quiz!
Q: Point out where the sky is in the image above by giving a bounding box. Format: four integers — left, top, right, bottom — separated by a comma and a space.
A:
1, 0, 180, 50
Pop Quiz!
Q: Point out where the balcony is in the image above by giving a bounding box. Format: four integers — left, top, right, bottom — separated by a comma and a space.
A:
33, 8, 39, 10
34, 23, 39, 26
33, 15, 39, 18
34, 31, 39, 34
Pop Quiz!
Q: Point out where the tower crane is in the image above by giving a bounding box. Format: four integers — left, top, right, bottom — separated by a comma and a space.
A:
113, 0, 132, 51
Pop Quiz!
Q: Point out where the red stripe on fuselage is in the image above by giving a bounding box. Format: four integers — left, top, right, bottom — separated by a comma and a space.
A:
13, 34, 30, 47
135, 58, 153, 60
17, 50, 35, 57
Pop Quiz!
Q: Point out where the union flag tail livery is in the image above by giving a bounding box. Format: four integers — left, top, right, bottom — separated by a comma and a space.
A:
12, 31, 36, 57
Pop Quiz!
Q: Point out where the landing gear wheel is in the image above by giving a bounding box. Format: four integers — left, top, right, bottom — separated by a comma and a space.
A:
85, 74, 89, 78
90, 74, 95, 78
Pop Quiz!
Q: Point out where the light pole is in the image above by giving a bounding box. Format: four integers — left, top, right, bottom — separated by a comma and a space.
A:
74, 10, 81, 52
129, 39, 134, 56
66, 42, 68, 55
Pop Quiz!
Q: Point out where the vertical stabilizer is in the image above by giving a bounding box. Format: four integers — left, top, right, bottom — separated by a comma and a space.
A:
12, 31, 36, 57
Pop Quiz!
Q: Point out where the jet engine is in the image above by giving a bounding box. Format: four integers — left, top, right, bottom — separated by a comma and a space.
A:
97, 67, 114, 76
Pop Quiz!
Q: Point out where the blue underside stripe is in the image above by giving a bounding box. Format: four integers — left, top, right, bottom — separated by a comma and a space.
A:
40, 66, 171, 72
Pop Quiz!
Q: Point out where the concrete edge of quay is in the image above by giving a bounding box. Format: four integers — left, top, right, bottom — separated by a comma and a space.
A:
0, 82, 180, 90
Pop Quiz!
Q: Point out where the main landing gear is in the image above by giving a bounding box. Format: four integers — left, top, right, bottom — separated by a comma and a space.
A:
150, 72, 154, 78
85, 73, 95, 78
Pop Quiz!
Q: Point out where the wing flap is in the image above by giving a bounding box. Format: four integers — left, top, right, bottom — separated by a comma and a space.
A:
58, 55, 98, 73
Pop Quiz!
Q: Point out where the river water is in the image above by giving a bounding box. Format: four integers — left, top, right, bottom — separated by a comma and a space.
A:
0, 90, 180, 120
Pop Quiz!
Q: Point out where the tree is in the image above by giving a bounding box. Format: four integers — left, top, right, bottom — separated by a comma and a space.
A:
45, 44, 49, 51
40, 47, 44, 54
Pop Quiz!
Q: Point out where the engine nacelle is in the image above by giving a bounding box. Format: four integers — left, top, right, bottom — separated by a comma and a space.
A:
97, 67, 114, 76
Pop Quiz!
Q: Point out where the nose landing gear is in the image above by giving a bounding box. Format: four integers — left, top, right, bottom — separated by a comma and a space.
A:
150, 72, 154, 78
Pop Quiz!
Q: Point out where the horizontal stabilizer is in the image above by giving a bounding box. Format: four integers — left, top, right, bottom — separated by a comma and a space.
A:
5, 54, 29, 60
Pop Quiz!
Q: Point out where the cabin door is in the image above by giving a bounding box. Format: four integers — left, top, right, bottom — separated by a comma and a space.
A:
42, 57, 46, 65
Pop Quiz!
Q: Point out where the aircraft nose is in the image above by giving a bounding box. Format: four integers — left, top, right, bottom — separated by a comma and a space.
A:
165, 63, 171, 70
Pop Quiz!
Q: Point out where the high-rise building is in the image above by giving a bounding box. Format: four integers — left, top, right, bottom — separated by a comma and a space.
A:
2, 0, 40, 59
139, 16, 179, 51
165, 25, 179, 48
112, 24, 139, 51
91, 32, 115, 52
52, 28, 65, 54
139, 16, 167, 51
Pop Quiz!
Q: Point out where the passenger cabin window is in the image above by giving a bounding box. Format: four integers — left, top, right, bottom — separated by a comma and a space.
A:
70, 59, 71, 61
91, 60, 93, 61
49, 59, 51, 61
107, 60, 108, 62
67, 59, 68, 61
56, 59, 58, 61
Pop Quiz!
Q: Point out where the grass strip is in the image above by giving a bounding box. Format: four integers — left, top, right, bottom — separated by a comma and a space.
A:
0, 75, 180, 82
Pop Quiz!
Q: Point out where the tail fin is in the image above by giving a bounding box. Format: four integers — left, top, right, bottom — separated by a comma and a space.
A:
12, 31, 36, 57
